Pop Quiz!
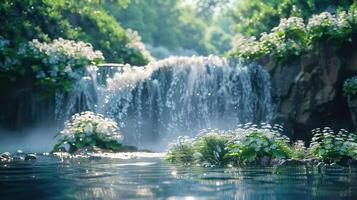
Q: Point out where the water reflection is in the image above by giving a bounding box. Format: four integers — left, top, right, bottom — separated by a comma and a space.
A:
0, 156, 357, 200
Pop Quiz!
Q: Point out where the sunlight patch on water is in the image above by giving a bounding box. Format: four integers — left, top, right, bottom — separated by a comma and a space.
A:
53, 152, 164, 160
114, 162, 156, 167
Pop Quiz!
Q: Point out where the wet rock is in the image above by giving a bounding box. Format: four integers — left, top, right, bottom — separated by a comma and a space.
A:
270, 158, 283, 166
347, 159, 357, 166
279, 159, 306, 166
25, 154, 37, 161
316, 162, 327, 168
16, 150, 24, 155
1, 152, 11, 159
347, 96, 357, 128
329, 163, 343, 168
302, 158, 320, 166
14, 150, 25, 160
263, 44, 357, 139
259, 156, 271, 166
58, 147, 67, 153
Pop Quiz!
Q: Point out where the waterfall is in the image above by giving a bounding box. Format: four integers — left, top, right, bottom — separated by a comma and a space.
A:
55, 56, 273, 147
80, 55, 273, 146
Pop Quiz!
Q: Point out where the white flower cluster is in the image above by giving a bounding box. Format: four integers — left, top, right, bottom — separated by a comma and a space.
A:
125, 29, 155, 62
230, 123, 289, 154
307, 11, 351, 37
168, 135, 194, 149
60, 111, 123, 143
273, 17, 306, 33
309, 127, 357, 159
28, 38, 104, 64
25, 38, 103, 81
232, 8, 356, 60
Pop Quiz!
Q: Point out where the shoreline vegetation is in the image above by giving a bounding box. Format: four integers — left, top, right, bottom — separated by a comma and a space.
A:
166, 124, 357, 168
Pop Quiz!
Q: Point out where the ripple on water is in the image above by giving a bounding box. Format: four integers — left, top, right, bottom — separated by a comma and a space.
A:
1, 155, 357, 200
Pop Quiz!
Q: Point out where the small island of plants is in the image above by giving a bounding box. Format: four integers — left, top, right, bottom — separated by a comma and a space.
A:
53, 111, 133, 154
166, 124, 357, 167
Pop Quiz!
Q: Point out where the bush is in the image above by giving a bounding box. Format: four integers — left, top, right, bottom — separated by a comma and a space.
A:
307, 11, 352, 44
343, 76, 357, 97
291, 140, 307, 160
228, 124, 292, 164
230, 6, 356, 61
167, 124, 294, 166
166, 136, 195, 164
193, 131, 232, 166
167, 125, 357, 167
0, 37, 104, 95
308, 127, 357, 163
0, 0, 149, 65
53, 111, 123, 153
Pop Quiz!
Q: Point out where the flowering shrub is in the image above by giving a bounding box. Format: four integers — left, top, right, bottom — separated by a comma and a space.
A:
193, 131, 232, 166
307, 12, 352, 43
343, 76, 357, 97
308, 127, 357, 163
0, 37, 104, 94
230, 6, 356, 61
167, 124, 293, 166
228, 124, 292, 163
23, 38, 104, 92
166, 136, 195, 163
291, 140, 307, 160
125, 29, 155, 63
53, 111, 123, 153
167, 124, 357, 166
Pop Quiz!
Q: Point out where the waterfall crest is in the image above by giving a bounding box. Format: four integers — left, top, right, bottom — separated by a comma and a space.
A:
85, 56, 274, 146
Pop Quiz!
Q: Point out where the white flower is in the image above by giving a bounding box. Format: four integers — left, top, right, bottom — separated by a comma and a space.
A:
84, 123, 93, 134
193, 152, 203, 159
270, 144, 277, 149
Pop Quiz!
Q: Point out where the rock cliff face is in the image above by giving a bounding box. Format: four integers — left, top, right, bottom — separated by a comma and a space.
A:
261, 41, 357, 141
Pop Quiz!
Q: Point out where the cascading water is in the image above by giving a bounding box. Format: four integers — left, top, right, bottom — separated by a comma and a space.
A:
96, 56, 273, 146
55, 55, 273, 148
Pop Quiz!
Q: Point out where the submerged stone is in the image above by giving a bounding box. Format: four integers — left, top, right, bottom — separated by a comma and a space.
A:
1, 152, 11, 161
270, 158, 284, 166
279, 159, 306, 166
259, 156, 271, 166
25, 154, 37, 161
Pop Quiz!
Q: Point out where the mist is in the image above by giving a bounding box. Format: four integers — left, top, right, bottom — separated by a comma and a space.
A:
0, 126, 59, 153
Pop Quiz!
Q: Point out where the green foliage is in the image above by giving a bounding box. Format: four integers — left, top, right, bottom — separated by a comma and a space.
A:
230, 6, 356, 61
0, 37, 104, 95
193, 132, 232, 166
166, 132, 232, 166
0, 0, 149, 65
105, 0, 233, 56
228, 127, 292, 164
291, 140, 307, 160
309, 127, 357, 163
53, 111, 124, 153
166, 136, 195, 163
343, 76, 357, 97
167, 125, 357, 167
231, 0, 353, 37
167, 124, 295, 166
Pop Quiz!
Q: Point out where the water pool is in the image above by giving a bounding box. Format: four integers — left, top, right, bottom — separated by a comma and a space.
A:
1, 155, 357, 200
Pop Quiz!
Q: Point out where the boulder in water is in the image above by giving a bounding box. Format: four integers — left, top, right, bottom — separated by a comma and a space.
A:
279, 159, 306, 166
25, 154, 37, 161
1, 152, 11, 161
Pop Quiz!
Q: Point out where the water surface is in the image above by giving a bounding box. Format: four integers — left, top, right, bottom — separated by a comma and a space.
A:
1, 155, 357, 200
